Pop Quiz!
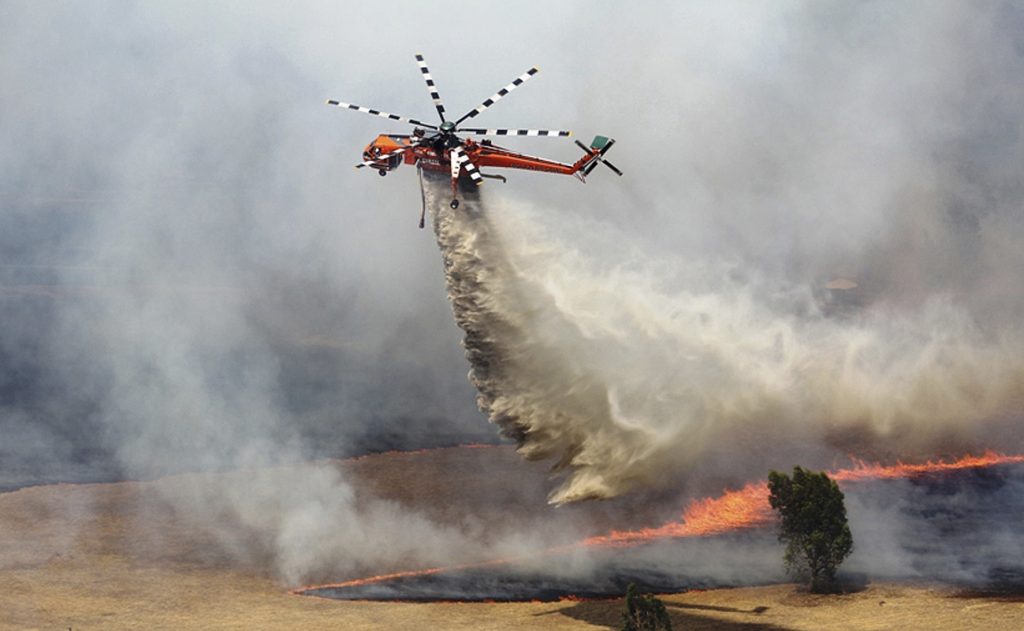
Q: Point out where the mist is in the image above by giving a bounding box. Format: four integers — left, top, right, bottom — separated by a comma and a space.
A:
2, 1, 1024, 587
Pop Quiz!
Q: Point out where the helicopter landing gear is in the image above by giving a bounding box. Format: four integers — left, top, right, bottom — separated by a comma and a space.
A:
378, 169, 387, 176
450, 199, 459, 209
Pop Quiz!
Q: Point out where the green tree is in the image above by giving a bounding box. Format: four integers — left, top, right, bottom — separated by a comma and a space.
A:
621, 583, 673, 631
767, 466, 854, 593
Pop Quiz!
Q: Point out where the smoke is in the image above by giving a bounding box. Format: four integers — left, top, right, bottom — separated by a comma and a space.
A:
430, 174, 1024, 503
306, 463, 1024, 600
3, 0, 1024, 589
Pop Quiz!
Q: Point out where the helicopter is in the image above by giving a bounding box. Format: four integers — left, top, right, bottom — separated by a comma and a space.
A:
327, 54, 621, 227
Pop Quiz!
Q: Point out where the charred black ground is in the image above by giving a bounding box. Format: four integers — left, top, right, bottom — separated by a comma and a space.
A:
303, 464, 1024, 602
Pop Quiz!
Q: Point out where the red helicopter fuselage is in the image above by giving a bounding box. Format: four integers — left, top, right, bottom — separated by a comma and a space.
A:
361, 134, 585, 179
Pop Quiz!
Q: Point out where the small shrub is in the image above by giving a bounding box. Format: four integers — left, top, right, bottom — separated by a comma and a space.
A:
621, 583, 673, 631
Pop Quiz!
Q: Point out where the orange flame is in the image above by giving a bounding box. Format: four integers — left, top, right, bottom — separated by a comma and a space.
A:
292, 451, 1024, 597
583, 450, 1024, 549
585, 450, 1024, 549
581, 481, 772, 548
831, 451, 1024, 483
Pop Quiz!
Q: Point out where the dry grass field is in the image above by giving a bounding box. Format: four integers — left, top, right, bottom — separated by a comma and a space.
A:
1, 446, 1021, 630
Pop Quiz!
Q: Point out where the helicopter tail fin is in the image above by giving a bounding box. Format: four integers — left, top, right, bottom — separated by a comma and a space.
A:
573, 136, 623, 178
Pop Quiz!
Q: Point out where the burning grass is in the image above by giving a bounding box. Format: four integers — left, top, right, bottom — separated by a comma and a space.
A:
3, 446, 1024, 629
295, 451, 1024, 602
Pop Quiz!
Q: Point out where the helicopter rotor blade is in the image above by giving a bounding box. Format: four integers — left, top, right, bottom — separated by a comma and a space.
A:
601, 159, 624, 176
450, 145, 463, 182
460, 128, 571, 137
326, 100, 438, 130
454, 67, 539, 126
576, 138, 623, 177
415, 53, 447, 123
574, 139, 596, 156
455, 145, 484, 185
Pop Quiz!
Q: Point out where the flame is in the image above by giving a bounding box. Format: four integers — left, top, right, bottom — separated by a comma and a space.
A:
831, 451, 1024, 482
581, 481, 773, 547
583, 450, 1024, 549
292, 451, 1024, 597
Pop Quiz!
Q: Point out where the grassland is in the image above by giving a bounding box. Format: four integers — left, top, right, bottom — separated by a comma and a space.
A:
1, 447, 1020, 630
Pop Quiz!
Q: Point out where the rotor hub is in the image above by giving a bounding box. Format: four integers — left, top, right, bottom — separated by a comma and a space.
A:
440, 121, 456, 133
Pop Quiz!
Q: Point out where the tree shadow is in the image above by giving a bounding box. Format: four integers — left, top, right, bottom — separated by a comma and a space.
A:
669, 602, 771, 614
536, 597, 795, 631
805, 572, 870, 595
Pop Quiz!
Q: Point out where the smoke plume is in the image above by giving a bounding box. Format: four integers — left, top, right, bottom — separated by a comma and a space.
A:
429, 177, 1024, 503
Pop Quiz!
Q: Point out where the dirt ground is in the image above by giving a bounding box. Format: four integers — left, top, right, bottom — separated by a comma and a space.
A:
1, 448, 1022, 630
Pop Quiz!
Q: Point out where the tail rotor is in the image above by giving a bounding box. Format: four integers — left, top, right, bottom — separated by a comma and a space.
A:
575, 136, 623, 177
